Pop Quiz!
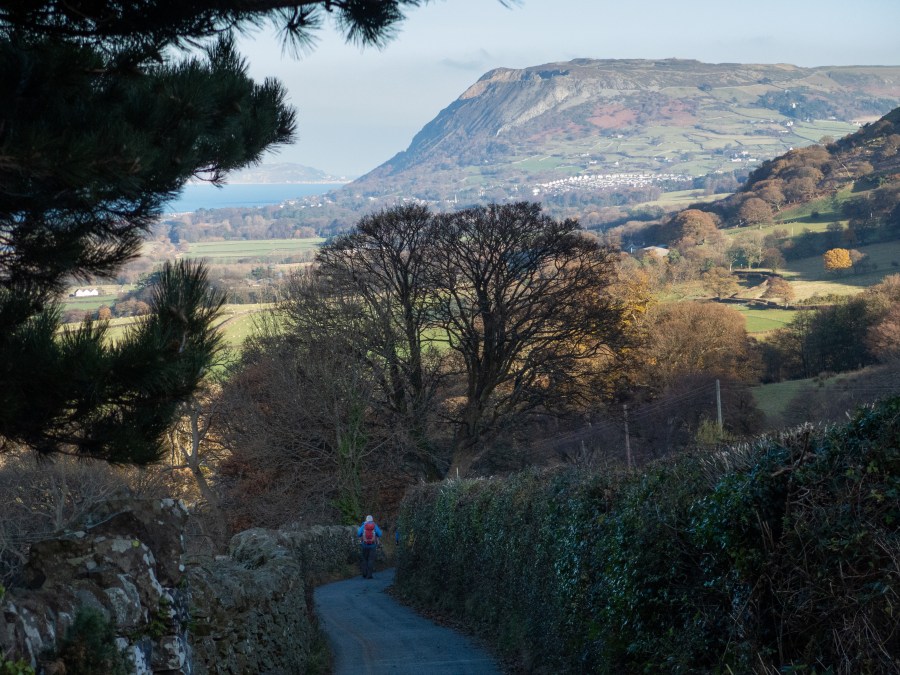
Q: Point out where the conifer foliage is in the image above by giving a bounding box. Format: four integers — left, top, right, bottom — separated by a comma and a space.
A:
0, 0, 425, 461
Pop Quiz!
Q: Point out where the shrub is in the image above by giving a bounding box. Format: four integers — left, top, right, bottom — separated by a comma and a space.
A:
0, 654, 34, 675
53, 606, 129, 675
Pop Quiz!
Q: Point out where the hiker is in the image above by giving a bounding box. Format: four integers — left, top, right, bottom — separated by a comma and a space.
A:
357, 514, 382, 579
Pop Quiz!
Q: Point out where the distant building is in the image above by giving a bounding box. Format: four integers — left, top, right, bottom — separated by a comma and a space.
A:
71, 288, 100, 297
641, 246, 670, 259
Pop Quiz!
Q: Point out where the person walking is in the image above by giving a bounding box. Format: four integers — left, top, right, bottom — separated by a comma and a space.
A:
357, 515, 382, 579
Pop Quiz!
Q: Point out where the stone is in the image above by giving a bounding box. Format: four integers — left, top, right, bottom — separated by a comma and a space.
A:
0, 499, 357, 674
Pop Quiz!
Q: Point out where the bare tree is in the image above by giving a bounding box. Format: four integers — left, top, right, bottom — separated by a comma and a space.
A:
0, 451, 170, 586
218, 286, 402, 527
866, 303, 900, 362
306, 205, 445, 476
163, 380, 230, 546
428, 202, 629, 477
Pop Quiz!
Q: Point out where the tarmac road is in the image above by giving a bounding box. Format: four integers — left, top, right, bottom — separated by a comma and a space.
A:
313, 568, 502, 675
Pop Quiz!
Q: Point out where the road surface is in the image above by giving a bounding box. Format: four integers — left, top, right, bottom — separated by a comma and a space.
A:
314, 568, 502, 675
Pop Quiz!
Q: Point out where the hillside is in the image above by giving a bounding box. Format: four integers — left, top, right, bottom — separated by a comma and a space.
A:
637, 101, 900, 259
706, 105, 900, 226
348, 59, 900, 204
226, 162, 352, 184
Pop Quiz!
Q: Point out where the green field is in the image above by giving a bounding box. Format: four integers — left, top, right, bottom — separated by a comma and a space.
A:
490, 110, 860, 183
214, 305, 275, 346
778, 190, 847, 223
184, 238, 325, 261
643, 189, 730, 208
780, 239, 900, 298
70, 303, 274, 348
751, 378, 813, 426
716, 181, 900, 300
63, 294, 118, 312
734, 306, 798, 334
63, 284, 136, 311
751, 365, 900, 429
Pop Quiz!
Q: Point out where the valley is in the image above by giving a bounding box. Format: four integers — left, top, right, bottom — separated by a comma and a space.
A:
4, 3, 900, 674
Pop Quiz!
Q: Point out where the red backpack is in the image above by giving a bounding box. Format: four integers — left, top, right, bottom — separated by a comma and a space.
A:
363, 521, 377, 545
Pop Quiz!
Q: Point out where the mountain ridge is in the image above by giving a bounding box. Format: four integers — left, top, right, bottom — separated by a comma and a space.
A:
348, 58, 900, 204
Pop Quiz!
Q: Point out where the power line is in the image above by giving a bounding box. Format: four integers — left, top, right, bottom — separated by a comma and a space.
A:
544, 379, 900, 458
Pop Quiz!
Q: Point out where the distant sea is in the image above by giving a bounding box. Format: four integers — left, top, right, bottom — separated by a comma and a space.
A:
163, 183, 345, 214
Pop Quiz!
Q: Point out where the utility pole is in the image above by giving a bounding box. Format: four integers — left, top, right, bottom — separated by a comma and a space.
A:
716, 379, 723, 433
623, 403, 632, 469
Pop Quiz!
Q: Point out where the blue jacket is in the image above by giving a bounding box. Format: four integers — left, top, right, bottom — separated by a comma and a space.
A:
357, 522, 382, 548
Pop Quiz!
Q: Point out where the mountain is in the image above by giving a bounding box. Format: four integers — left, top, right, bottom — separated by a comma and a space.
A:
227, 162, 352, 184
348, 59, 900, 204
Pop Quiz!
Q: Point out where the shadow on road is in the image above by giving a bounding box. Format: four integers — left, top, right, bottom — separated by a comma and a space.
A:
313, 568, 502, 675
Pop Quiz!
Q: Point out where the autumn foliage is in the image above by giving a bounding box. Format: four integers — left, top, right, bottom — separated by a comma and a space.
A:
822, 247, 852, 272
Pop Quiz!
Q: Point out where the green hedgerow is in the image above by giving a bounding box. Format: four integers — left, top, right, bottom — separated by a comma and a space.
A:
396, 397, 900, 674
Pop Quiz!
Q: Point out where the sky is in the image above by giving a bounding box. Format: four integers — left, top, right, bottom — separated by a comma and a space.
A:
235, 0, 900, 177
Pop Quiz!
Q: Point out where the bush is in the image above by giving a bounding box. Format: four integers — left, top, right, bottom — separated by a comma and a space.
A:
396, 398, 900, 673
53, 606, 129, 675
0, 657, 34, 675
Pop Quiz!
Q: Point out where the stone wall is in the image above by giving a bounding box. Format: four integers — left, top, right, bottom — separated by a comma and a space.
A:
0, 498, 193, 673
188, 526, 357, 674
0, 499, 357, 673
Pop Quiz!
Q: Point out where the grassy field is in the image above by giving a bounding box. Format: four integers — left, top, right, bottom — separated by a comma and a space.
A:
778, 193, 844, 223
71, 303, 274, 348
707, 183, 900, 300
215, 305, 274, 346
724, 211, 843, 242
780, 239, 900, 298
643, 189, 730, 208
64, 294, 119, 312
63, 284, 136, 311
734, 305, 798, 334
751, 364, 900, 429
184, 238, 325, 262
751, 378, 812, 425
486, 101, 861, 185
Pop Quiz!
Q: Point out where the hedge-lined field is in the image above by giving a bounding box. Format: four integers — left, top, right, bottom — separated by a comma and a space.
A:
396, 398, 900, 674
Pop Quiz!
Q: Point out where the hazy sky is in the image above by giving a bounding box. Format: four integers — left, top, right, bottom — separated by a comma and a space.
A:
236, 0, 900, 177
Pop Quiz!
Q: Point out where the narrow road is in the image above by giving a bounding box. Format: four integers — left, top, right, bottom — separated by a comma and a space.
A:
314, 568, 502, 675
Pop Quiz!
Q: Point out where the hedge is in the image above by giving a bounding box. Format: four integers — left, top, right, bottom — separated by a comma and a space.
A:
395, 398, 900, 673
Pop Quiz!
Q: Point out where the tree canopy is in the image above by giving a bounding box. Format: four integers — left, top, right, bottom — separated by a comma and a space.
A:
223, 203, 635, 481
823, 247, 852, 273
430, 203, 629, 475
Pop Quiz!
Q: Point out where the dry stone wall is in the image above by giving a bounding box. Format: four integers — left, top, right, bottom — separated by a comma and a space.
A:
188, 526, 357, 674
0, 499, 357, 673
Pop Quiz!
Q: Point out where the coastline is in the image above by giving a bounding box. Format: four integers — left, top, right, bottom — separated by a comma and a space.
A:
165, 182, 346, 214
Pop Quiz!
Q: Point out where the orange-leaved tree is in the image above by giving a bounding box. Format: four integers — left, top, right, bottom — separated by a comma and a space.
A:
823, 247, 853, 273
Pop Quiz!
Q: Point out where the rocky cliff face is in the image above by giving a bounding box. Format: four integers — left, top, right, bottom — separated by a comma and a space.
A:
1, 498, 193, 672
0, 499, 356, 673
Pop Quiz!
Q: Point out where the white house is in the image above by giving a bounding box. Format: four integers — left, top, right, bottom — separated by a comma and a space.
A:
71, 288, 100, 297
